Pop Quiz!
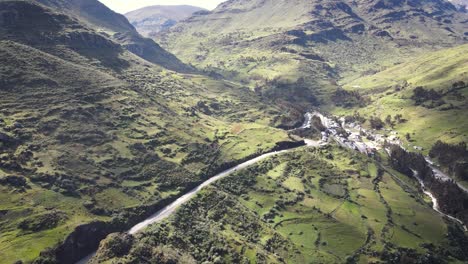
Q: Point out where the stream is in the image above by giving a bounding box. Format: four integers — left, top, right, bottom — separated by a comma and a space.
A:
311, 111, 468, 232
412, 170, 468, 232
77, 111, 466, 263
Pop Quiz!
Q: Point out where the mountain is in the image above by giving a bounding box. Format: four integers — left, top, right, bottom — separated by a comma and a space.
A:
156, 0, 468, 147
125, 5, 207, 37
451, 0, 468, 10
158, 0, 467, 104
34, 0, 192, 72
1, 0, 468, 263
0, 0, 300, 263
338, 44, 468, 183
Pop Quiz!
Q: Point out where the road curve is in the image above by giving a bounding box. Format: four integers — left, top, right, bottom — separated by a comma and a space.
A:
129, 149, 293, 234
77, 146, 308, 263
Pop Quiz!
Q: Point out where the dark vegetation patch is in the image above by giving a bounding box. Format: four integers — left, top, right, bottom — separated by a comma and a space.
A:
18, 210, 68, 232
332, 88, 368, 108
388, 144, 468, 225
430, 141, 468, 181
0, 175, 28, 188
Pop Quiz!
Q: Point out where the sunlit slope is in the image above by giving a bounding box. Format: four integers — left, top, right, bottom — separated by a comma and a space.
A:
345, 44, 468, 91
0, 1, 296, 262
158, 0, 467, 104
91, 146, 468, 263
332, 44, 468, 150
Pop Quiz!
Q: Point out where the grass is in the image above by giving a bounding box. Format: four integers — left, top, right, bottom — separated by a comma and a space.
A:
0, 184, 105, 263
2, 0, 467, 262
0, 2, 294, 261
329, 44, 468, 153
94, 145, 466, 263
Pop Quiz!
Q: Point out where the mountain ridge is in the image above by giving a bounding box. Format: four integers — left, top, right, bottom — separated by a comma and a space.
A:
158, 0, 467, 102
125, 5, 207, 37
33, 0, 193, 72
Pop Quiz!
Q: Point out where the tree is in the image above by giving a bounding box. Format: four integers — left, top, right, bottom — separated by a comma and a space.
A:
394, 114, 404, 123
411, 87, 442, 105
405, 133, 411, 141
385, 115, 392, 125
370, 116, 384, 130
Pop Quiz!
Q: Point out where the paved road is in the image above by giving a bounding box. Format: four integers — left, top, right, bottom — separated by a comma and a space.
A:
77, 118, 316, 263
129, 149, 293, 234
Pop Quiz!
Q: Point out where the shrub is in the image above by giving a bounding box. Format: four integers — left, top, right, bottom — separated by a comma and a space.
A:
369, 116, 385, 130
411, 86, 442, 106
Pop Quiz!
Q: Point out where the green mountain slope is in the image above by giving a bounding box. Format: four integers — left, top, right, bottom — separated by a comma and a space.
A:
0, 1, 300, 263
91, 146, 468, 263
34, 0, 192, 72
1, 0, 467, 263
125, 5, 207, 38
331, 44, 468, 151
157, 0, 467, 104
325, 44, 468, 191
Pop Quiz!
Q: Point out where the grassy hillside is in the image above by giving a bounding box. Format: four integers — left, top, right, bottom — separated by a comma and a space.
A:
34, 0, 191, 72
0, 1, 300, 263
91, 145, 468, 263
157, 0, 467, 105
330, 44, 468, 151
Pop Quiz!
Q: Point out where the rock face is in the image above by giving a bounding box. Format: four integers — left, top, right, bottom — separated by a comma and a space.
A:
125, 5, 207, 37
35, 0, 192, 72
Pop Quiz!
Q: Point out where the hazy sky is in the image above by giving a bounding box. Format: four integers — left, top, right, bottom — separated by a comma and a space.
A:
98, 0, 225, 13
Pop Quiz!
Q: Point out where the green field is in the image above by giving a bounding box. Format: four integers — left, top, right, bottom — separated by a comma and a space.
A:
93, 145, 467, 263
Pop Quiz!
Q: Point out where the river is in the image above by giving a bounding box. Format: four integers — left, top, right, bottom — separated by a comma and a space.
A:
311, 111, 467, 232
77, 111, 466, 263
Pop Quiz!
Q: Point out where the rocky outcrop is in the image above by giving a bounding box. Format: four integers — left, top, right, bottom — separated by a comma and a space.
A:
54, 221, 119, 263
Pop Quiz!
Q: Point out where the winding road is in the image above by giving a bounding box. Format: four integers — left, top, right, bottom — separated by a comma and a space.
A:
77, 111, 466, 263
128, 149, 294, 234
76, 120, 313, 264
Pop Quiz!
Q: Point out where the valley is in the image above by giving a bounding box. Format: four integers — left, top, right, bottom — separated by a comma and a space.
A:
0, 0, 467, 263
90, 137, 468, 263
81, 110, 468, 263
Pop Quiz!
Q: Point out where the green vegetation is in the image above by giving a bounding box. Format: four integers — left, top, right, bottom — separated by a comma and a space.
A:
1, 0, 468, 262
430, 141, 468, 183
158, 0, 466, 106
93, 145, 468, 263
0, 1, 298, 262
330, 44, 468, 152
